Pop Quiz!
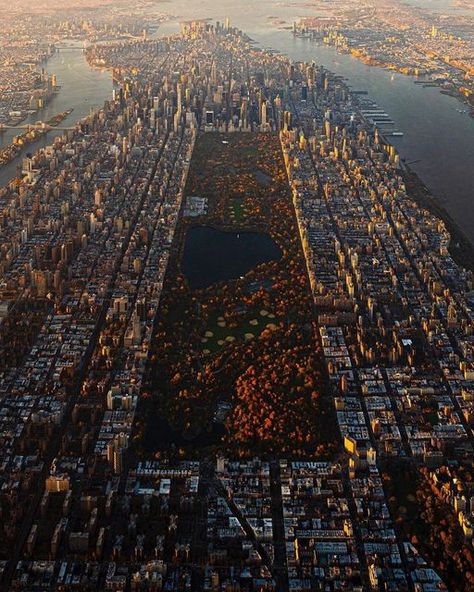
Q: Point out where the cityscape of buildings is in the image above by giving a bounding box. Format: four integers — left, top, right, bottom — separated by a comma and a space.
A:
294, 0, 474, 116
0, 2, 473, 591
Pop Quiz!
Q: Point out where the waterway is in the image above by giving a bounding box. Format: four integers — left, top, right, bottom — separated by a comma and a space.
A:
0, 44, 113, 185
402, 0, 474, 17
182, 226, 282, 290
1, 1, 473, 246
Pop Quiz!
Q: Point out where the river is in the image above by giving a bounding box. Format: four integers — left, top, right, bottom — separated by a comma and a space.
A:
1, 1, 473, 245
402, 0, 474, 17
0, 44, 113, 185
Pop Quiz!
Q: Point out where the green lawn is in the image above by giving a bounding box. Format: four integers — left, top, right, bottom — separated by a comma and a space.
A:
200, 310, 278, 355
229, 198, 246, 224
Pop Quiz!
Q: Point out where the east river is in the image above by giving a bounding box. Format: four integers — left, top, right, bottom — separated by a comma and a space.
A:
1, 0, 473, 244
0, 45, 113, 185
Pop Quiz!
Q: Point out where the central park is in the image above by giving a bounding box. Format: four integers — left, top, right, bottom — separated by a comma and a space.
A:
134, 133, 338, 459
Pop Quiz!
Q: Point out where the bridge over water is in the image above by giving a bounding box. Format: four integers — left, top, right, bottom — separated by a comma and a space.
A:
53, 45, 87, 53
0, 125, 75, 131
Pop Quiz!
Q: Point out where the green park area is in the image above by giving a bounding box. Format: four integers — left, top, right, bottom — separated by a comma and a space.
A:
229, 197, 247, 223
200, 310, 278, 355
137, 132, 337, 458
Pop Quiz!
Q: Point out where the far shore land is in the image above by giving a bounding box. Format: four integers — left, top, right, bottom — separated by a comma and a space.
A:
295, 32, 474, 120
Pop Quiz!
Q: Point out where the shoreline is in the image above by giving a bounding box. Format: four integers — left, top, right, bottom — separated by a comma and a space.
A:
0, 49, 113, 187
0, 51, 57, 130
294, 33, 474, 120
0, 109, 73, 167
402, 164, 474, 274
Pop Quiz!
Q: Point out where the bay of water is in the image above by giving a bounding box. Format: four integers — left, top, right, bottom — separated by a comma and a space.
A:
402, 0, 474, 16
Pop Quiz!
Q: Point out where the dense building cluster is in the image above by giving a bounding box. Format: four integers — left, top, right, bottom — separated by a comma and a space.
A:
294, 0, 474, 115
282, 53, 474, 589
0, 4, 167, 126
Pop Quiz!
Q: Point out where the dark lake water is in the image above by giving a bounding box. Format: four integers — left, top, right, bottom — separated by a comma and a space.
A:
254, 169, 272, 186
182, 226, 282, 290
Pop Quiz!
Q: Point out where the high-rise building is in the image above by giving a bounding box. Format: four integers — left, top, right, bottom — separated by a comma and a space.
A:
261, 101, 267, 126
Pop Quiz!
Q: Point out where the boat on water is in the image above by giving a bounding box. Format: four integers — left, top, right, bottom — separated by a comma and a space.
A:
46, 108, 73, 127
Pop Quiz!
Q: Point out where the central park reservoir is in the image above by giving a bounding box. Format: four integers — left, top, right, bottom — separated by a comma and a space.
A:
182, 227, 282, 290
